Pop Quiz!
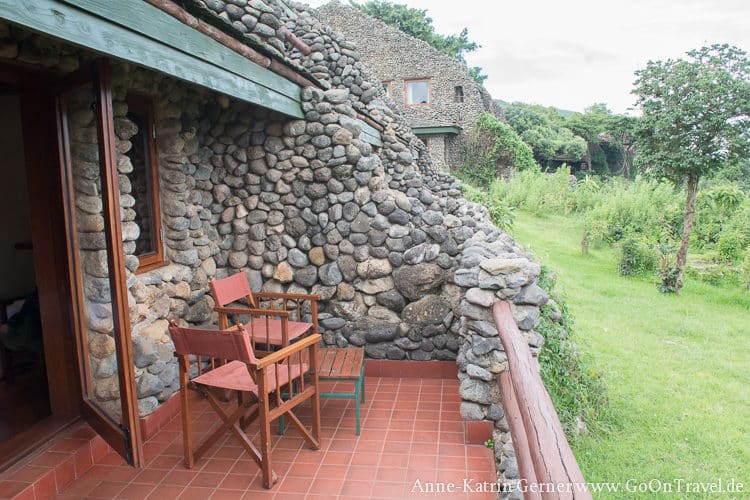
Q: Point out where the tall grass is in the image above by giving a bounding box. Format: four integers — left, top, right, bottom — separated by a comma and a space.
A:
484, 167, 686, 244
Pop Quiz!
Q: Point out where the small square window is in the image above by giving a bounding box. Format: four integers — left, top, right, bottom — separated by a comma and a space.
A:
382, 81, 391, 97
405, 80, 429, 105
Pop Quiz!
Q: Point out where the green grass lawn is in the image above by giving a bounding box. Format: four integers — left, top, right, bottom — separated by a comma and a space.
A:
511, 211, 750, 498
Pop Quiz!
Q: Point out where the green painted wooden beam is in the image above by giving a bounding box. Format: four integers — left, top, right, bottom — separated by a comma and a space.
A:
412, 125, 462, 135
0, 0, 303, 118
355, 118, 383, 147
61, 0, 300, 101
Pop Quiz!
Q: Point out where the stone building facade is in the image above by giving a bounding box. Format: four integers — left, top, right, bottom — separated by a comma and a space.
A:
0, 0, 557, 484
315, 0, 503, 171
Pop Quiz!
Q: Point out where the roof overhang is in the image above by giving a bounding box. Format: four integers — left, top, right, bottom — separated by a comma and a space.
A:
1, 0, 304, 118
412, 125, 462, 136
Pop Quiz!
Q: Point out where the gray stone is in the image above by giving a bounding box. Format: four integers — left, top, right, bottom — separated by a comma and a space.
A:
401, 295, 451, 326
133, 336, 159, 368
375, 290, 406, 313
137, 373, 164, 398
364, 343, 389, 359
460, 402, 485, 421
324, 88, 349, 104
353, 276, 394, 294
356, 258, 392, 279
512, 304, 541, 331
465, 288, 495, 307
472, 337, 503, 356
320, 317, 346, 330
459, 378, 492, 404
467, 364, 494, 382
319, 262, 343, 286
514, 284, 549, 307
480, 257, 530, 276
294, 266, 318, 287
393, 264, 445, 300
363, 323, 398, 343
287, 248, 309, 267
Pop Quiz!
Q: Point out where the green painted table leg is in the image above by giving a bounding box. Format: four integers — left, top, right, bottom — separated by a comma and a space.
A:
360, 365, 365, 404
354, 379, 361, 436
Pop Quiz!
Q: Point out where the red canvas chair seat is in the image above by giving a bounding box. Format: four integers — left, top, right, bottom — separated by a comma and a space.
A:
245, 317, 313, 346
192, 359, 308, 392
169, 323, 321, 489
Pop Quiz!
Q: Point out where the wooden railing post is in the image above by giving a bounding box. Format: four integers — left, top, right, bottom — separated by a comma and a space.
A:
493, 301, 591, 500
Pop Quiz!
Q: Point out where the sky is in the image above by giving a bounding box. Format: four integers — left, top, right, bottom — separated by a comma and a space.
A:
302, 0, 750, 115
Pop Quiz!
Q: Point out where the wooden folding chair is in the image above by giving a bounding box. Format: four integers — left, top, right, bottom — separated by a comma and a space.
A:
168, 322, 321, 488
209, 273, 320, 356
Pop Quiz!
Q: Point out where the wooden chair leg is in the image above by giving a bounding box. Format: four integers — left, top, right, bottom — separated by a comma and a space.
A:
258, 389, 275, 488
178, 356, 194, 468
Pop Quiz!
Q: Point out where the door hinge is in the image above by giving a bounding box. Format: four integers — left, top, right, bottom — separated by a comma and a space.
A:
121, 425, 134, 466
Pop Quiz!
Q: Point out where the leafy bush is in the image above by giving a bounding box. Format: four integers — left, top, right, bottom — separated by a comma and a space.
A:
694, 183, 747, 247
658, 248, 680, 293
487, 200, 515, 230
742, 248, 750, 289
618, 238, 658, 276
717, 231, 746, 263
461, 113, 537, 184
535, 267, 610, 436
585, 176, 683, 244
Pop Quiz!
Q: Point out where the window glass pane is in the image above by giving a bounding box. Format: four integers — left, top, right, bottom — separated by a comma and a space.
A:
125, 108, 156, 257
406, 81, 429, 104
62, 82, 123, 423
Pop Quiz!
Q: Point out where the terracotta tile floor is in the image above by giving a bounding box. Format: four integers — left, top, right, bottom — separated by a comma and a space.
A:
56, 377, 498, 499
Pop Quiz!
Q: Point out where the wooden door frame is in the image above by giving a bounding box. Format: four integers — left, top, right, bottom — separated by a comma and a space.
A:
56, 59, 144, 466
0, 63, 81, 472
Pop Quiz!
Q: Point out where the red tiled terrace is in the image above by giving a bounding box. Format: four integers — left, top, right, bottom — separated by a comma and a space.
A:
3, 371, 498, 499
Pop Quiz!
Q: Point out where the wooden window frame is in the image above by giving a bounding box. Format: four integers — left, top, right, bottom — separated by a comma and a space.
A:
404, 78, 430, 106
454, 85, 464, 103
381, 80, 392, 97
124, 95, 166, 274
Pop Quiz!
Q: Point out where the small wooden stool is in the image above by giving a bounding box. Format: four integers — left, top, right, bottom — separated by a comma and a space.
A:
318, 348, 366, 435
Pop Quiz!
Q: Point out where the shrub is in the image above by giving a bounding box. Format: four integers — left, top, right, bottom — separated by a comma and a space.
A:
488, 199, 515, 230
618, 238, 658, 276
694, 183, 748, 247
657, 247, 680, 293
742, 248, 750, 289
717, 231, 746, 263
462, 113, 537, 184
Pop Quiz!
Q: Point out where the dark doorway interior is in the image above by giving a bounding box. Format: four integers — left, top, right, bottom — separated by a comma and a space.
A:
0, 92, 51, 444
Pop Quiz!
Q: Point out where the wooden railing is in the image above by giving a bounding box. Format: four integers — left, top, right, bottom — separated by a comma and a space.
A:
493, 301, 592, 500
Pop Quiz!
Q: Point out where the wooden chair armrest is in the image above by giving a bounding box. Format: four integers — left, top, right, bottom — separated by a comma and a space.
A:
215, 306, 291, 318
253, 334, 321, 370
253, 292, 321, 302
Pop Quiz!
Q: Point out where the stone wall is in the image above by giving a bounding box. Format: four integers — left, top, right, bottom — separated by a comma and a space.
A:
313, 0, 502, 170
2, 6, 551, 488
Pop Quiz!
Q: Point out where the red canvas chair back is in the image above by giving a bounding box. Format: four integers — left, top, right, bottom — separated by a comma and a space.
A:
210, 272, 256, 308
169, 323, 257, 365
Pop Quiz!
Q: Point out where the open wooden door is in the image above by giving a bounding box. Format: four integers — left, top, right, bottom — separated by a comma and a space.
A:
55, 60, 143, 466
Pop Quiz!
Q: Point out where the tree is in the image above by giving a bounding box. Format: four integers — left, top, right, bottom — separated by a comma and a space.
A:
632, 44, 750, 292
350, 1, 486, 85
502, 102, 588, 167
